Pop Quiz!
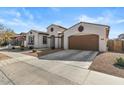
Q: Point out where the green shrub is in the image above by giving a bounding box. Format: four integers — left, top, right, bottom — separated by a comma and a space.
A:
116, 57, 124, 67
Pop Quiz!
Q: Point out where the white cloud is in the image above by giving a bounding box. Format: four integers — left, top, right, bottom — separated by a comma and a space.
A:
30, 24, 46, 31
2, 8, 34, 21
116, 19, 124, 24
77, 13, 124, 25
0, 16, 45, 33
11, 18, 45, 31
16, 12, 21, 17
29, 14, 34, 20
50, 7, 60, 12
78, 15, 104, 23
76, 10, 120, 25
0, 18, 5, 23
53, 21, 62, 25
0, 8, 44, 33
22, 8, 34, 20
3, 10, 21, 18
7, 18, 27, 27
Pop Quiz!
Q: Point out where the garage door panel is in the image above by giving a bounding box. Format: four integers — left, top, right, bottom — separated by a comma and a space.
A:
69, 35, 99, 51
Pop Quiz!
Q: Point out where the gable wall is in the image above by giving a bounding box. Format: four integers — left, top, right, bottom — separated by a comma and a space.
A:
64, 22, 108, 51
47, 25, 65, 48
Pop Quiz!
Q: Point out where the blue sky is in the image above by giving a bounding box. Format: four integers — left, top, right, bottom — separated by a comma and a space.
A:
0, 7, 124, 38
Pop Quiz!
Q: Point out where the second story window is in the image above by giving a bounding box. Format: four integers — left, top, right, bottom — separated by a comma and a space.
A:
43, 36, 47, 44
78, 25, 84, 32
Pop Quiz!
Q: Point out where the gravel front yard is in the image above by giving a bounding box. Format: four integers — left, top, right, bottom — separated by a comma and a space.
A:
0, 53, 11, 60
89, 52, 124, 78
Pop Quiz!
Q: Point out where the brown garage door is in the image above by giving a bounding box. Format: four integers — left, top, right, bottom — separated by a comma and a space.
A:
69, 34, 99, 51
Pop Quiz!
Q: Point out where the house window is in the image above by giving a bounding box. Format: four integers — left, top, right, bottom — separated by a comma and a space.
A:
51, 28, 54, 32
43, 36, 47, 44
78, 25, 84, 32
28, 36, 34, 45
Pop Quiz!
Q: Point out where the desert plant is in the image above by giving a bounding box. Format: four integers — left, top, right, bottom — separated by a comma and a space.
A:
29, 46, 34, 49
51, 46, 55, 50
20, 45, 24, 50
32, 49, 37, 53
116, 57, 124, 67
12, 46, 15, 49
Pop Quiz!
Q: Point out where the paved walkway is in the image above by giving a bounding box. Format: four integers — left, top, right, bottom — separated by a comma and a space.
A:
0, 51, 124, 85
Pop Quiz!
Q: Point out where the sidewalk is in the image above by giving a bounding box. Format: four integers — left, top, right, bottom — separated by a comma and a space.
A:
0, 51, 124, 85
23, 58, 124, 85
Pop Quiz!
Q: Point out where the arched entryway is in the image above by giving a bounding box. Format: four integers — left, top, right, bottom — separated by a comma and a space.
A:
50, 35, 55, 49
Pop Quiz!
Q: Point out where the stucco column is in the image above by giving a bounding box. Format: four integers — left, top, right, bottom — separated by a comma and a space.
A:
47, 37, 51, 48
55, 38, 59, 48
99, 36, 107, 52
64, 35, 68, 49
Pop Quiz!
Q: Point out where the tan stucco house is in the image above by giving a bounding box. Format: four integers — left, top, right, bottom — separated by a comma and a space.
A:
26, 29, 48, 48
26, 22, 110, 52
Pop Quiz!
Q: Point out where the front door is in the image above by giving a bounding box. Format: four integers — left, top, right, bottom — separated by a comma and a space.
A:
50, 35, 55, 49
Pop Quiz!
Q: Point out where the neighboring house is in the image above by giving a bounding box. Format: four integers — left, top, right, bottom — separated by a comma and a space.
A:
25, 22, 110, 52
118, 34, 124, 40
47, 22, 110, 52
11, 32, 26, 46
26, 29, 49, 48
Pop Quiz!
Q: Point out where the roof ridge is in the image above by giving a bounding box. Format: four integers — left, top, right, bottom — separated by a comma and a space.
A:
47, 24, 67, 30
30, 29, 48, 35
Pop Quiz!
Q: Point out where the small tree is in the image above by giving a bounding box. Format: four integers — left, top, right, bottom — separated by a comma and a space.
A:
0, 24, 15, 46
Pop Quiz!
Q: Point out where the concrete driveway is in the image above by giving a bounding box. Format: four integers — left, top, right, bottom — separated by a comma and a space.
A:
39, 50, 98, 69
0, 51, 124, 85
40, 50, 98, 61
